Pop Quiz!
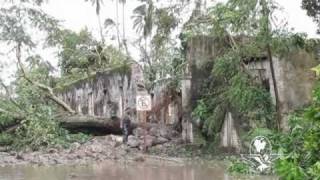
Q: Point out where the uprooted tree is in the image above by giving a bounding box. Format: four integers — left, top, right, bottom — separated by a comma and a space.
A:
0, 2, 131, 149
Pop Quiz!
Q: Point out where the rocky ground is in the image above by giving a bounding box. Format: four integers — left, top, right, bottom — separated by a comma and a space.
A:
0, 124, 194, 166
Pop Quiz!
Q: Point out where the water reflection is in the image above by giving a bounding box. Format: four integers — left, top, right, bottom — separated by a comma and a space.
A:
0, 160, 277, 180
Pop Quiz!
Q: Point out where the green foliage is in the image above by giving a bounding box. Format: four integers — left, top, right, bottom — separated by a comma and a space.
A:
243, 128, 274, 143
275, 159, 306, 180
308, 162, 320, 179
0, 60, 90, 151
0, 133, 14, 146
228, 158, 250, 174
193, 50, 274, 138
0, 0, 129, 152
191, 0, 319, 142
0, 4, 60, 48
132, 1, 190, 91
49, 28, 130, 78
14, 105, 61, 150
152, 7, 179, 50
273, 83, 320, 179
0, 114, 16, 129
190, 0, 279, 138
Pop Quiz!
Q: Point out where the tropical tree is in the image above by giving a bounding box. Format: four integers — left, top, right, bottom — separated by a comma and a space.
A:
85, 0, 105, 44
131, 1, 154, 87
132, 1, 154, 44
119, 0, 129, 54
0, 1, 84, 149
209, 0, 283, 130
131, 0, 193, 90
49, 28, 129, 82
0, 2, 76, 113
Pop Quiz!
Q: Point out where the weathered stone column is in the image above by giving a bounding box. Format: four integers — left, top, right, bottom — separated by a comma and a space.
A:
220, 112, 241, 153
181, 74, 193, 143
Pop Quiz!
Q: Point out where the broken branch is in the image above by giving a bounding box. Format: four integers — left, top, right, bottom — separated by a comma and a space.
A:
15, 43, 76, 114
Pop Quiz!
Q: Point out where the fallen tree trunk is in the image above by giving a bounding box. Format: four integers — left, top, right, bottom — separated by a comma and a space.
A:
58, 115, 153, 135
0, 109, 25, 133
0, 122, 22, 133
59, 115, 123, 135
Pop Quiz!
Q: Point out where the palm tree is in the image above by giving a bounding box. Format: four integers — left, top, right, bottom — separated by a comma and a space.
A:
119, 0, 129, 54
85, 0, 105, 44
132, 0, 156, 90
114, 0, 122, 49
132, 1, 154, 42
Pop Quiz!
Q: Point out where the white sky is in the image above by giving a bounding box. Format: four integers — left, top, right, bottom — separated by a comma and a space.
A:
0, 0, 319, 83
42, 0, 320, 68
41, 0, 319, 38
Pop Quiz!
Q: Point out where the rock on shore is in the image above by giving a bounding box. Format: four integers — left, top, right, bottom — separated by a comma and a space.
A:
0, 124, 180, 166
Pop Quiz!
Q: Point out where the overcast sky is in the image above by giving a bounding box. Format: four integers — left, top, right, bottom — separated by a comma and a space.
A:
41, 0, 319, 37
42, 0, 320, 67
0, 0, 319, 83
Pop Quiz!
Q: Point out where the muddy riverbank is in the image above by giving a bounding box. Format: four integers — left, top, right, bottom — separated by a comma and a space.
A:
0, 123, 198, 166
0, 134, 194, 166
0, 135, 136, 166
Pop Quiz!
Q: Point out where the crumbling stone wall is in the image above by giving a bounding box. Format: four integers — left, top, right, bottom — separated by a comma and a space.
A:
220, 112, 242, 153
247, 51, 318, 130
186, 36, 216, 106
59, 66, 138, 122
150, 82, 182, 125
58, 64, 182, 126
186, 35, 318, 150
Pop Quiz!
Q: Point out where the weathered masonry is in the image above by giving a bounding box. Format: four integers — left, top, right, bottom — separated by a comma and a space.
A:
185, 36, 318, 152
58, 66, 137, 122
58, 63, 182, 127
246, 51, 318, 130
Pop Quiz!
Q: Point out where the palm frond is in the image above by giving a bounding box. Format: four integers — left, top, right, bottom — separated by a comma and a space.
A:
133, 4, 146, 16
104, 18, 115, 28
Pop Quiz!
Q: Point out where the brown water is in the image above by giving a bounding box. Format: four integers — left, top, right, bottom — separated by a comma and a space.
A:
0, 160, 277, 180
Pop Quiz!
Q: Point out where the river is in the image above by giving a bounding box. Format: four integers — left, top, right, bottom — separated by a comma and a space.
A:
0, 160, 277, 180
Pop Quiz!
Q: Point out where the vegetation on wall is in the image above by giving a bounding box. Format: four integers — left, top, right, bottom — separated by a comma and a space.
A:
269, 67, 320, 179
190, 0, 320, 138
184, 1, 320, 178
49, 28, 131, 88
191, 0, 281, 139
193, 50, 275, 139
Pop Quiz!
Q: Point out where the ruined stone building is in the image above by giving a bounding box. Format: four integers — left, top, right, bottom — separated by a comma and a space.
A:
246, 51, 317, 130
185, 35, 318, 152
58, 63, 182, 127
58, 35, 318, 153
